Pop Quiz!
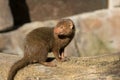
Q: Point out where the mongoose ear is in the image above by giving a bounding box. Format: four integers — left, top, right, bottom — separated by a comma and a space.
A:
69, 21, 74, 29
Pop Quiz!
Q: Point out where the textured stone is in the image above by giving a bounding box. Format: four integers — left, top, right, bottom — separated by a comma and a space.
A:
0, 52, 119, 80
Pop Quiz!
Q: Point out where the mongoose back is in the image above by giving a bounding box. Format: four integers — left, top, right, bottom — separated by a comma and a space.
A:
7, 19, 75, 80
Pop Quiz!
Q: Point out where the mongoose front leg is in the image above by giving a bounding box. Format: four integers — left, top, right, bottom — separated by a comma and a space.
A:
53, 50, 63, 62
60, 48, 70, 62
59, 48, 65, 59
53, 49, 68, 62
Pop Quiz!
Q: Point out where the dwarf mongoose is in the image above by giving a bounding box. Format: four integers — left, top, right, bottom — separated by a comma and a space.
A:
7, 19, 75, 80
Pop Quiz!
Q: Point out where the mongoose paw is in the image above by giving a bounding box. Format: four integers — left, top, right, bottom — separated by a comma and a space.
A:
60, 57, 70, 62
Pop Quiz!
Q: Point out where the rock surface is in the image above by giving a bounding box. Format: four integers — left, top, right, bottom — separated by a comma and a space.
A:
0, 52, 119, 80
0, 0, 13, 30
68, 8, 120, 56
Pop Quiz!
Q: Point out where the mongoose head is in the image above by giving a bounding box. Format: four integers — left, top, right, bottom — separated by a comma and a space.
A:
54, 19, 75, 38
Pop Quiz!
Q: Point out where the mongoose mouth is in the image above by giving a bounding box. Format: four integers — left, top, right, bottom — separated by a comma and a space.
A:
58, 33, 73, 39
58, 35, 67, 39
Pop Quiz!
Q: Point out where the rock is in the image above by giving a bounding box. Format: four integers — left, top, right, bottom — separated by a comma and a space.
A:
66, 8, 120, 56
0, 52, 119, 80
0, 0, 13, 30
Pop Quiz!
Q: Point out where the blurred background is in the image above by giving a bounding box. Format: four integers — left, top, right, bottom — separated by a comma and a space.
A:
9, 0, 108, 25
0, 0, 109, 30
17, 0, 107, 25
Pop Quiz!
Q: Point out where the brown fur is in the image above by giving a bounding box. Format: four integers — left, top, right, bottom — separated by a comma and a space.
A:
7, 19, 75, 80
